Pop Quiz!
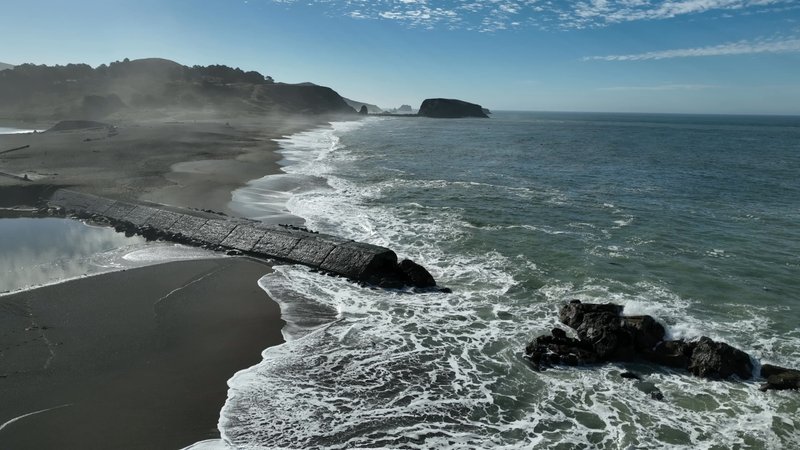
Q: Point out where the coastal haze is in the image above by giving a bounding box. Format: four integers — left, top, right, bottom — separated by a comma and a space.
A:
1, 1, 799, 450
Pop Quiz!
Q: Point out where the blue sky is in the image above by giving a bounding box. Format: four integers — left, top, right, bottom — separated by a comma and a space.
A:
2, 0, 799, 114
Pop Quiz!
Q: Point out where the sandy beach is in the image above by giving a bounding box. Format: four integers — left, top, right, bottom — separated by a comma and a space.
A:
0, 114, 327, 214
0, 257, 282, 449
0, 113, 342, 448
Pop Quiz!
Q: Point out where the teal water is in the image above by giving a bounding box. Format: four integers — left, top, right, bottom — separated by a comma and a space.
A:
220, 113, 800, 449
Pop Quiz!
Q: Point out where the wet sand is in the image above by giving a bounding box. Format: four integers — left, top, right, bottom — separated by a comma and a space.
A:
0, 114, 330, 214
0, 257, 282, 449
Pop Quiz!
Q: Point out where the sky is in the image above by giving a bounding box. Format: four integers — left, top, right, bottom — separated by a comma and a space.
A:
2, 0, 800, 114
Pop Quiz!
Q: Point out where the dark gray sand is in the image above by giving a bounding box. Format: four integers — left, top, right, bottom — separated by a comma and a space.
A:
0, 258, 283, 449
0, 115, 327, 214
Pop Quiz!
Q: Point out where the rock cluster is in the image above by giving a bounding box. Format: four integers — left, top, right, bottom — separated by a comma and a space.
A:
526, 300, 799, 392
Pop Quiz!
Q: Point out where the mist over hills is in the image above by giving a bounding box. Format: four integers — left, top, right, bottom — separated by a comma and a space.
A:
0, 58, 357, 120
343, 98, 383, 114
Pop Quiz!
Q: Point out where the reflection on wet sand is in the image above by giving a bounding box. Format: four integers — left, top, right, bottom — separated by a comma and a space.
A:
0, 218, 217, 295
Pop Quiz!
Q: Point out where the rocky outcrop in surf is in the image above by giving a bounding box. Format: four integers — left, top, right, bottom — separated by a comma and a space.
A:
526, 300, 799, 392
418, 98, 489, 119
760, 364, 800, 391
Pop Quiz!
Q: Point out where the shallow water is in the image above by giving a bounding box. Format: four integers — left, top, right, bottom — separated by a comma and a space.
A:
0, 217, 217, 295
0, 127, 38, 134
215, 113, 800, 449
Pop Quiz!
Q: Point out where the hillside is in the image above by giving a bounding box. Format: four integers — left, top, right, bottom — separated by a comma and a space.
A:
343, 98, 383, 114
0, 62, 14, 71
0, 58, 356, 120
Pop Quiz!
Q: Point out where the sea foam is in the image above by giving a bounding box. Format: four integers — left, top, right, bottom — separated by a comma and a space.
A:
203, 113, 800, 449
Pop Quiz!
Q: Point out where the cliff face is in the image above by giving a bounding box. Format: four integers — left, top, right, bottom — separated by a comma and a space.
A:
256, 83, 356, 115
0, 58, 356, 120
418, 98, 489, 118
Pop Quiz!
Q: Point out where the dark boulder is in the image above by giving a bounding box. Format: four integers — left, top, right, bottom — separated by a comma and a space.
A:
687, 336, 753, 380
525, 301, 800, 393
621, 315, 665, 352
525, 328, 597, 370
645, 340, 695, 369
366, 258, 439, 289
399, 259, 436, 288
555, 302, 670, 362
551, 327, 568, 340
575, 311, 636, 361
558, 300, 623, 329
418, 98, 489, 119
358, 105, 369, 115
759, 364, 800, 391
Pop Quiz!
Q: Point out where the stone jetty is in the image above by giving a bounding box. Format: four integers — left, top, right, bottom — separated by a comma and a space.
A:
47, 189, 439, 289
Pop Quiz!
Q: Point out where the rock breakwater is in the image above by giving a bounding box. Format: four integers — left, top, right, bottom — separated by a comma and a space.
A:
46, 189, 441, 290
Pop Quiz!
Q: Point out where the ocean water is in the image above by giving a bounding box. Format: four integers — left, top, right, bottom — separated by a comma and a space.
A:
216, 112, 800, 449
0, 217, 217, 295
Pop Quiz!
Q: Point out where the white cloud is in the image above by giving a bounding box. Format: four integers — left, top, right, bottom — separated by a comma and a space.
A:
585, 36, 800, 60
267, 0, 796, 32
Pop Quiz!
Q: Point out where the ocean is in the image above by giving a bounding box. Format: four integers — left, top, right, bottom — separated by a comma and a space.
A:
212, 111, 800, 449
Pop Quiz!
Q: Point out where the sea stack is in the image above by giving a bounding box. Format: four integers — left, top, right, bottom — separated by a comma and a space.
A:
418, 98, 489, 118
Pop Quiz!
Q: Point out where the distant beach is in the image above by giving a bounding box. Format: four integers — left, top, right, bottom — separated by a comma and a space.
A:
0, 114, 327, 214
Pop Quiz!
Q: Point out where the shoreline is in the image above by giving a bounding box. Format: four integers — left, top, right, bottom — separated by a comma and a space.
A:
0, 257, 283, 449
0, 113, 349, 448
0, 113, 351, 215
